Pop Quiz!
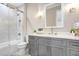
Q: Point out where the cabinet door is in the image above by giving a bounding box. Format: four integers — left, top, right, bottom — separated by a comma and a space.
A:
50, 47, 66, 56
38, 45, 50, 56
29, 43, 38, 56
29, 36, 38, 56
38, 37, 50, 46
67, 40, 79, 56
68, 50, 79, 56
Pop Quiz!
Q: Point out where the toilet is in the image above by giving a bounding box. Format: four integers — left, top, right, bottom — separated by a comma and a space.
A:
13, 35, 29, 56
15, 42, 27, 56
16, 42, 27, 49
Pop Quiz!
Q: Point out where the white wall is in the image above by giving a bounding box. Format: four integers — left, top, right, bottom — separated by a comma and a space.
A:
26, 3, 79, 33
27, 4, 46, 34
53, 4, 79, 32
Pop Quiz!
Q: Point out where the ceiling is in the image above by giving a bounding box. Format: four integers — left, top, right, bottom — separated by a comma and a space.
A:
9, 3, 49, 8
9, 3, 24, 8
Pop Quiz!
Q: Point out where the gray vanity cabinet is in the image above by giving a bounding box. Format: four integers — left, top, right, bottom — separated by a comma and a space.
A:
29, 36, 67, 56
29, 36, 51, 56
28, 35, 79, 56
49, 38, 67, 56
50, 47, 66, 56
69, 50, 79, 56
38, 37, 49, 46
38, 45, 50, 56
38, 37, 51, 56
48, 38, 67, 47
29, 36, 39, 56
38, 37, 67, 56
67, 40, 79, 56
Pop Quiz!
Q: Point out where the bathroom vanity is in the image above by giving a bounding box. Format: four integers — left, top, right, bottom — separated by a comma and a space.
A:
28, 33, 79, 56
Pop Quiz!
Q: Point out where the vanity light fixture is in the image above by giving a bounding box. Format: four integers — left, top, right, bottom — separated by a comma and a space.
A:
37, 11, 43, 19
36, 4, 43, 19
65, 4, 79, 13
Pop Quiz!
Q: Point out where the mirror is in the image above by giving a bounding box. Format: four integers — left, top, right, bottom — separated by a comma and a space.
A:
45, 3, 64, 28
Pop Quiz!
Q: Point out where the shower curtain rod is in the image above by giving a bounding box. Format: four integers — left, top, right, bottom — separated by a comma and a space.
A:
1, 3, 24, 13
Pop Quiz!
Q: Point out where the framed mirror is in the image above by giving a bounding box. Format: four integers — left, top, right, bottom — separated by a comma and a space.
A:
45, 3, 64, 28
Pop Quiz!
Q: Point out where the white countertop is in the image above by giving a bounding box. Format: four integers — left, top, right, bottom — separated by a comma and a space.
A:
28, 33, 79, 40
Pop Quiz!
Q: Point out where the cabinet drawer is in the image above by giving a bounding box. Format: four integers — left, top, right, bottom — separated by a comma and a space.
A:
68, 40, 79, 50
29, 36, 35, 39
69, 50, 79, 56
69, 45, 79, 51
29, 36, 38, 41
69, 41, 79, 45
48, 38, 67, 47
29, 36, 39, 44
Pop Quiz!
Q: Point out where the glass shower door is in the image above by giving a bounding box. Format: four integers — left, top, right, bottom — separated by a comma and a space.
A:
0, 4, 10, 55
0, 4, 19, 56
0, 4, 9, 43
8, 8, 18, 55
